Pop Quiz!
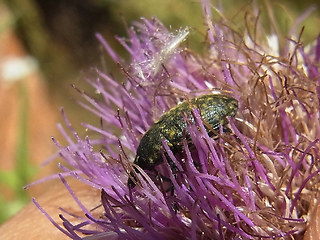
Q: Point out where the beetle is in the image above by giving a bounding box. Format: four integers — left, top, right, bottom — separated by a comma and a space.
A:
128, 94, 238, 188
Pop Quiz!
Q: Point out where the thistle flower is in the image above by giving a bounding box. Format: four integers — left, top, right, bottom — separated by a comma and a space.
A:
34, 1, 320, 239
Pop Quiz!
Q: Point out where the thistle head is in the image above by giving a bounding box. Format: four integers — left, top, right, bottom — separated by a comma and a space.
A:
36, 2, 320, 239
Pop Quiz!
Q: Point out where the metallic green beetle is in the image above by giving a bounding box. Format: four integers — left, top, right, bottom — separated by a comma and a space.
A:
128, 94, 238, 188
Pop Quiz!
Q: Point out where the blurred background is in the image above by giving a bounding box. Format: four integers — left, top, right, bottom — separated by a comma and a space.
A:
0, 0, 319, 224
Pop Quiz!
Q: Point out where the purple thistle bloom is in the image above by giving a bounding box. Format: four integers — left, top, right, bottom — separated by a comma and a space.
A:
34, 1, 320, 239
